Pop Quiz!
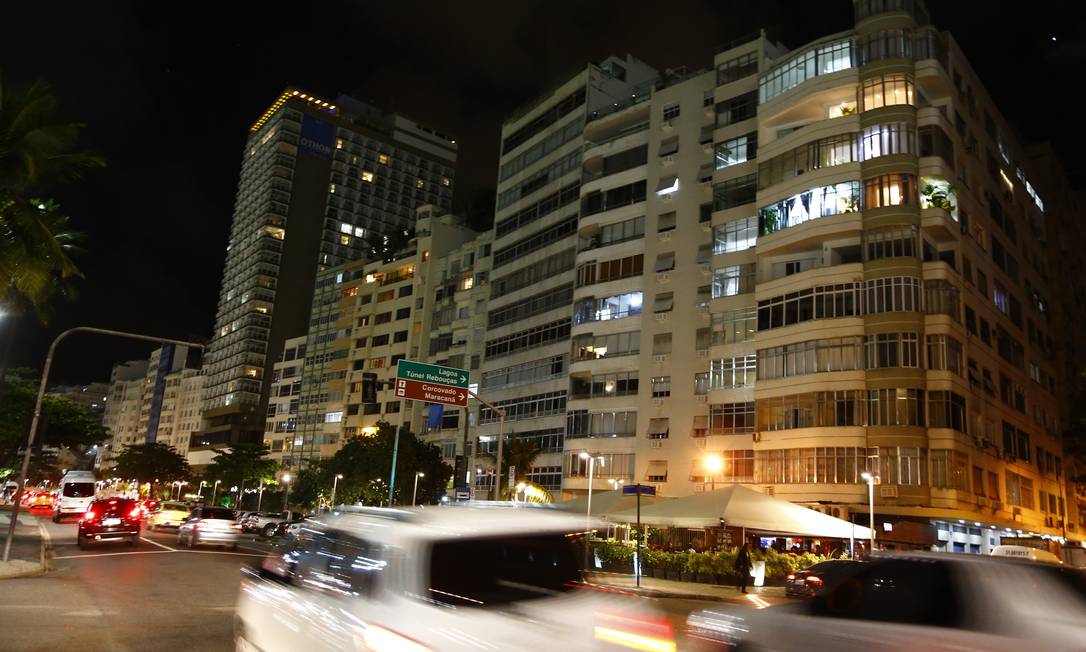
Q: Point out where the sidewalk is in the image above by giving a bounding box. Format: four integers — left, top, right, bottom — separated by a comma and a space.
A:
585, 570, 790, 604
0, 509, 46, 579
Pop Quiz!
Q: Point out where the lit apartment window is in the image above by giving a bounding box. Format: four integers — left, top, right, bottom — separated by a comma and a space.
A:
378, 153, 390, 165
329, 183, 336, 194
339, 235, 351, 245
861, 74, 915, 111
335, 138, 344, 149
362, 171, 374, 183
416, 179, 425, 189
442, 177, 451, 187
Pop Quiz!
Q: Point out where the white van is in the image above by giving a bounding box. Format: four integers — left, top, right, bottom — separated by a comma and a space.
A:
990, 544, 1063, 565
52, 471, 98, 522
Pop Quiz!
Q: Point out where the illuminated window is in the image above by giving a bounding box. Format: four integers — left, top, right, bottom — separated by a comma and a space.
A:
422, 250, 430, 261
340, 223, 352, 234
340, 235, 351, 245
461, 276, 474, 291
354, 227, 366, 238
361, 171, 374, 183
378, 153, 390, 165
442, 177, 451, 187
329, 183, 337, 194
335, 138, 344, 150
416, 179, 425, 189
861, 74, 914, 110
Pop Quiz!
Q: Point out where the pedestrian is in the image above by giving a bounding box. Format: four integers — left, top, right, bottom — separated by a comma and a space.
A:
734, 542, 753, 594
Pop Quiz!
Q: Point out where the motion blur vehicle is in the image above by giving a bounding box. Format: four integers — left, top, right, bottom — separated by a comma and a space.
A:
235, 505, 676, 652
785, 559, 861, 598
990, 544, 1063, 565
30, 491, 56, 510
177, 506, 241, 549
77, 498, 141, 549
273, 516, 314, 539
137, 499, 160, 517
687, 551, 1086, 651
52, 471, 97, 522
146, 501, 191, 530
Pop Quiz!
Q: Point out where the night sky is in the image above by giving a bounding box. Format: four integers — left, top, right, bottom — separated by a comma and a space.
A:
3, 1, 1083, 385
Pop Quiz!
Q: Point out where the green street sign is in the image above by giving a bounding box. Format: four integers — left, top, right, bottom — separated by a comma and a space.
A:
396, 359, 469, 388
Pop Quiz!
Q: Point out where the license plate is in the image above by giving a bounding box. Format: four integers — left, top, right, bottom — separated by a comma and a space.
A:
103, 518, 121, 526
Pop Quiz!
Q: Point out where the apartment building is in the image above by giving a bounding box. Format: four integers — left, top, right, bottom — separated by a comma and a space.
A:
486, 0, 1080, 552
262, 207, 491, 473
47, 382, 110, 417
200, 88, 457, 451
476, 55, 658, 498
98, 345, 204, 469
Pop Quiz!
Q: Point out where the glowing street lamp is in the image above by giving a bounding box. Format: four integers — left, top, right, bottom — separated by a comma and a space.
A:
579, 451, 605, 533
331, 473, 344, 510
211, 480, 221, 505
704, 453, 724, 491
282, 473, 292, 512
412, 472, 425, 507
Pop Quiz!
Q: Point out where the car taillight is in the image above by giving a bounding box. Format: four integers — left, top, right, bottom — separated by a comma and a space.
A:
359, 624, 433, 652
129, 508, 141, 519
786, 573, 796, 581
83, 510, 97, 521
807, 576, 823, 585
231, 523, 242, 530
594, 611, 676, 652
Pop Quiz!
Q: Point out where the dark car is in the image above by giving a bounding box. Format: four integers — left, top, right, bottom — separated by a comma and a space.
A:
785, 559, 862, 598
78, 498, 142, 549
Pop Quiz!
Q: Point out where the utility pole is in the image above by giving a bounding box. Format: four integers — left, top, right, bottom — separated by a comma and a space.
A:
3, 327, 204, 563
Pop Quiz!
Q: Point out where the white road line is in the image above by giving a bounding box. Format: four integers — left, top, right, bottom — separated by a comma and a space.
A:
180, 550, 266, 557
53, 550, 174, 560
140, 536, 177, 551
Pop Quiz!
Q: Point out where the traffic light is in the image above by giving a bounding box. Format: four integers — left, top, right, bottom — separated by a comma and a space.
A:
362, 372, 378, 404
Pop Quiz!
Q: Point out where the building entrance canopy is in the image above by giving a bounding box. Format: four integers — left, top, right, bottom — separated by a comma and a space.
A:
606, 483, 873, 540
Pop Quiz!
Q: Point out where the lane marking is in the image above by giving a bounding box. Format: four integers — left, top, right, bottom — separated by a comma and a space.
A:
53, 550, 174, 560
140, 536, 177, 551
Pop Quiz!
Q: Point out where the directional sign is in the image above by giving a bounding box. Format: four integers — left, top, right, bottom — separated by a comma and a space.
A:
622, 484, 657, 496
394, 378, 468, 407
397, 360, 469, 388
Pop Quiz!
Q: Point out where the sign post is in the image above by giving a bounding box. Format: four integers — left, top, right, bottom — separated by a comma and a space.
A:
623, 484, 656, 587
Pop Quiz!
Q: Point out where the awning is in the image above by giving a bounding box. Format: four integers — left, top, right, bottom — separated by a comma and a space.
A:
606, 483, 874, 540
699, 125, 714, 144
653, 293, 674, 313
659, 138, 679, 156
654, 253, 675, 272
556, 489, 671, 518
697, 164, 714, 182
656, 175, 679, 195
645, 460, 668, 482
648, 418, 669, 438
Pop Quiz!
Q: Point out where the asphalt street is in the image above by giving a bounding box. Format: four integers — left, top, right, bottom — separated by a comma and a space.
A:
0, 513, 278, 652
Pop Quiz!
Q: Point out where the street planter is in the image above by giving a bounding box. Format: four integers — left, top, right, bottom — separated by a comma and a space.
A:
680, 572, 695, 583
696, 572, 715, 584
652, 567, 667, 579
666, 570, 681, 581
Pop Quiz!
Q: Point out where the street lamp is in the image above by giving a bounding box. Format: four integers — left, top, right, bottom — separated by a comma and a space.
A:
198, 481, 208, 501
412, 472, 425, 507
212, 480, 221, 505
704, 453, 724, 491
331, 474, 343, 510
579, 451, 605, 533
256, 481, 265, 511
282, 473, 292, 512
861, 471, 878, 556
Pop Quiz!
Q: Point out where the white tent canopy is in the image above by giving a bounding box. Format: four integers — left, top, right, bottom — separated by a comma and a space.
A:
556, 489, 671, 519
605, 484, 873, 540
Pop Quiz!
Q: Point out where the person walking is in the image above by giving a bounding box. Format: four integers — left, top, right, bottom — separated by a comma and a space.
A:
734, 542, 753, 594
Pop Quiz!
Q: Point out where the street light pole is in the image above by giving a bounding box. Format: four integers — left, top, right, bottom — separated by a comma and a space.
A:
282, 474, 292, 512
412, 472, 425, 506
704, 453, 723, 492
861, 472, 877, 556
331, 474, 343, 510
2, 326, 205, 562
212, 480, 221, 506
256, 481, 264, 511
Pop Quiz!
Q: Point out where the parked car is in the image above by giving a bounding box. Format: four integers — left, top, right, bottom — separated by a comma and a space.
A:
77, 498, 141, 549
274, 517, 314, 538
687, 551, 1086, 651
785, 559, 862, 598
146, 501, 191, 530
177, 506, 241, 549
235, 505, 675, 652
247, 511, 306, 537
990, 544, 1063, 565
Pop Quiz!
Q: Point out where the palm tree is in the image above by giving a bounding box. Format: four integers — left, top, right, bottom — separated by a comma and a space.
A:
482, 435, 543, 484
0, 75, 103, 322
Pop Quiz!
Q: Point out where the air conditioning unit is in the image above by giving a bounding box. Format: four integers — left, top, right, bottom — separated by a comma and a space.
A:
693, 483, 705, 492
879, 485, 899, 498
653, 354, 669, 362
654, 312, 671, 321
752, 431, 761, 443
696, 349, 710, 358
650, 440, 664, 449
662, 154, 675, 165
658, 230, 672, 241
698, 263, 711, 274
662, 120, 674, 131
694, 439, 707, 449
652, 398, 664, 406
657, 272, 671, 282
694, 395, 707, 403
764, 486, 775, 496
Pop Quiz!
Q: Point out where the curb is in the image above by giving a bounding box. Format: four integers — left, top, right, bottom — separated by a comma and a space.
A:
587, 581, 730, 602
0, 516, 47, 580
